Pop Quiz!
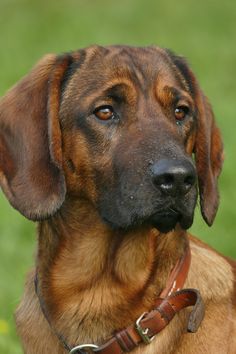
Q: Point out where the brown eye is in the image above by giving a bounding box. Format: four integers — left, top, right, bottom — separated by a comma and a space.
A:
94, 106, 114, 121
174, 106, 189, 121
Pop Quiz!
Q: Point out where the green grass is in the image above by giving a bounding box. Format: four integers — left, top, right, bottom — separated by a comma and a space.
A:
0, 0, 236, 352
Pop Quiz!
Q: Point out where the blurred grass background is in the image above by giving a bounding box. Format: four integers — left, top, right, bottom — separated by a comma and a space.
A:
0, 0, 235, 352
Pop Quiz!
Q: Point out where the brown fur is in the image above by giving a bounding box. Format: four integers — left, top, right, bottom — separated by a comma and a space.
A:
0, 46, 235, 354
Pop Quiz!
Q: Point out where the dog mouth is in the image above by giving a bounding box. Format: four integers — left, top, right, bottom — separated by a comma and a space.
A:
100, 193, 196, 232
102, 207, 194, 233
146, 208, 193, 233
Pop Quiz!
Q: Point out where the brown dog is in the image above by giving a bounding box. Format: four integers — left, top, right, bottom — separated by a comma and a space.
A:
0, 46, 235, 354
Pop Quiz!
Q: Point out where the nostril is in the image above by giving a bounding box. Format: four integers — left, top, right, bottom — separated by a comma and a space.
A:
160, 174, 174, 186
155, 174, 175, 192
154, 173, 176, 194
184, 175, 196, 187
177, 173, 195, 195
164, 174, 174, 185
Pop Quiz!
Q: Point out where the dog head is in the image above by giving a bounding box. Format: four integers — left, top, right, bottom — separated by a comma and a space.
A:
0, 46, 223, 233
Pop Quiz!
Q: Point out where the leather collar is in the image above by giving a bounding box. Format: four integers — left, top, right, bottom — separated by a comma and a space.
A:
35, 241, 205, 354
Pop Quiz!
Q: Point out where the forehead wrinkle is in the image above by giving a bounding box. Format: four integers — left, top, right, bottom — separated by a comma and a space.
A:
119, 52, 148, 90
109, 60, 139, 80
94, 77, 137, 98
77, 78, 138, 113
107, 48, 155, 93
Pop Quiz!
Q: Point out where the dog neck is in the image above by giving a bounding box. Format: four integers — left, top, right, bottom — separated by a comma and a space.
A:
36, 197, 188, 346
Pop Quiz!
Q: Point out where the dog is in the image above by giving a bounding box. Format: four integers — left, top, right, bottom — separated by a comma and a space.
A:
0, 45, 235, 354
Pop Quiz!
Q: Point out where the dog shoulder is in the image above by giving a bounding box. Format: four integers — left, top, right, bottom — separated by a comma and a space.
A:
15, 270, 65, 354
188, 234, 236, 300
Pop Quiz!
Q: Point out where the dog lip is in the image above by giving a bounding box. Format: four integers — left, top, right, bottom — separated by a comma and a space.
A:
146, 207, 195, 233
179, 214, 194, 230
150, 209, 180, 220
147, 210, 180, 233
101, 206, 194, 232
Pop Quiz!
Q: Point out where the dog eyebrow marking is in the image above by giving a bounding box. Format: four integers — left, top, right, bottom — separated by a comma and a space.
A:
157, 85, 194, 109
77, 79, 138, 113
104, 81, 137, 104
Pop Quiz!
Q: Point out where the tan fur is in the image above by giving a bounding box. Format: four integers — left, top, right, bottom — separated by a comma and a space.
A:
0, 46, 234, 353
16, 212, 236, 353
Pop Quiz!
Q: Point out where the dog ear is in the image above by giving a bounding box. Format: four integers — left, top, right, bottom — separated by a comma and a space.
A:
0, 54, 73, 220
193, 89, 224, 226
166, 51, 224, 226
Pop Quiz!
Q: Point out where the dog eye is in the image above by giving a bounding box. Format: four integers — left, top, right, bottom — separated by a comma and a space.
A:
174, 106, 189, 121
94, 106, 115, 121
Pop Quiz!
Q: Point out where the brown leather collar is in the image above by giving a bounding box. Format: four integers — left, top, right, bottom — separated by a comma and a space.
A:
35, 241, 205, 354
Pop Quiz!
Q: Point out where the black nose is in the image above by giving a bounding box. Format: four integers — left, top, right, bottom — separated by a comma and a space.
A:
151, 159, 196, 196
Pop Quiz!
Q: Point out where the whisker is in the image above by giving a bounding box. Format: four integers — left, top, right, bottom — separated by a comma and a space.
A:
167, 207, 179, 214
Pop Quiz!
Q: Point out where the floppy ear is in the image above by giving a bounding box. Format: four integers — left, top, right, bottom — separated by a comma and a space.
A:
0, 54, 73, 220
166, 51, 224, 226
194, 89, 224, 226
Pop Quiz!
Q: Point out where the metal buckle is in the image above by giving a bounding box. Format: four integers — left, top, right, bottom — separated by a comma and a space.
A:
69, 344, 99, 354
135, 312, 155, 344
